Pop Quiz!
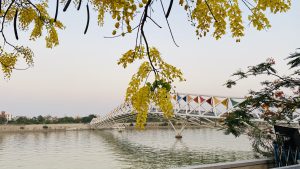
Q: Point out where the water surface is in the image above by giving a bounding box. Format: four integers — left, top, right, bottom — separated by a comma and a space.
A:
0, 128, 255, 169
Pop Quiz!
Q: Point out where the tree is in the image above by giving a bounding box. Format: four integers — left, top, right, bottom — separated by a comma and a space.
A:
0, 0, 292, 128
58, 116, 75, 123
81, 114, 96, 123
15, 116, 31, 124
0, 111, 7, 124
224, 48, 300, 156
37, 115, 45, 124
0, 116, 7, 124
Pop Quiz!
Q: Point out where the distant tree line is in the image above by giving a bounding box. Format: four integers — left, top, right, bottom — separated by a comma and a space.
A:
0, 114, 96, 125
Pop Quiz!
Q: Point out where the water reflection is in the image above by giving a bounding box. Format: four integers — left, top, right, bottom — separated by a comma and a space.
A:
0, 129, 255, 169
95, 129, 254, 169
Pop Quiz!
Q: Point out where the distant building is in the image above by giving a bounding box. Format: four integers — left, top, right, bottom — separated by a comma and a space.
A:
1, 111, 13, 121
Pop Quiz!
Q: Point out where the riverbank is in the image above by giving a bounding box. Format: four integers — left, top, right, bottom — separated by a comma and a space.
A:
0, 123, 91, 132
0, 123, 217, 132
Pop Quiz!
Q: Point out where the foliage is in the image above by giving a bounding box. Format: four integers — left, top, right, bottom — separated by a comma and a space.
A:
223, 109, 253, 137
81, 114, 97, 124
224, 49, 300, 156
15, 116, 32, 124
0, 116, 7, 124
5, 114, 96, 125
0, 0, 292, 128
0, 1, 64, 78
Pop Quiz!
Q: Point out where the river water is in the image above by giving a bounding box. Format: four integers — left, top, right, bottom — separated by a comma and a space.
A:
0, 128, 255, 169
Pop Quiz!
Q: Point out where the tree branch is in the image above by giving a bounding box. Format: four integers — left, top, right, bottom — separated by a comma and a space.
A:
147, 16, 162, 28
166, 0, 173, 18
84, 3, 90, 34
54, 0, 59, 22
140, 0, 157, 74
159, 0, 179, 47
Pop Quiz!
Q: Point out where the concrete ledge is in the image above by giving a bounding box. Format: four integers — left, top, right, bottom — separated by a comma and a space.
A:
175, 158, 273, 169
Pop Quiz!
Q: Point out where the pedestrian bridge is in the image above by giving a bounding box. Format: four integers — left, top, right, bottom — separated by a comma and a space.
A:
90, 92, 300, 137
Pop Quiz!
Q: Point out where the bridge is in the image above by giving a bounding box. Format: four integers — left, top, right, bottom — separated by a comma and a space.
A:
90, 93, 300, 137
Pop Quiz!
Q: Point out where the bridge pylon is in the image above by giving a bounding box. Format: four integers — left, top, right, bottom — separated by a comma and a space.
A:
168, 120, 187, 139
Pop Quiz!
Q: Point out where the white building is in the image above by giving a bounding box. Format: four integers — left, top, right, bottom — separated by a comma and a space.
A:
1, 111, 13, 121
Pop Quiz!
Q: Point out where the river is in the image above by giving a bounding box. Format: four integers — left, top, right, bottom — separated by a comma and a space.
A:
0, 128, 255, 169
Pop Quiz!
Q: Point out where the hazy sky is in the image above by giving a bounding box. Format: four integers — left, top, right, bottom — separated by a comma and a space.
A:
0, 1, 299, 117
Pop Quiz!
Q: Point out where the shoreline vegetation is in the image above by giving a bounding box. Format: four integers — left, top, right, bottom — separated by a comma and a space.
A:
0, 114, 97, 125
0, 114, 96, 132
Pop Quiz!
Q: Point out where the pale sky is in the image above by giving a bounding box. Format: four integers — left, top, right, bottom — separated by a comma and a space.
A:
0, 1, 299, 117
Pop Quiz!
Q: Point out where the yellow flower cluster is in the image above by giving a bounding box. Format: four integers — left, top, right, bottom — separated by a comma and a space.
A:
0, 1, 65, 78
126, 61, 151, 100
153, 88, 173, 119
16, 46, 34, 67
248, 8, 271, 31
91, 0, 141, 35
4, 2, 64, 48
18, 7, 37, 31
256, 0, 291, 13
132, 86, 151, 129
118, 47, 145, 68
118, 47, 184, 128
190, 0, 291, 41
0, 52, 17, 78
0, 46, 33, 78
228, 0, 244, 42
